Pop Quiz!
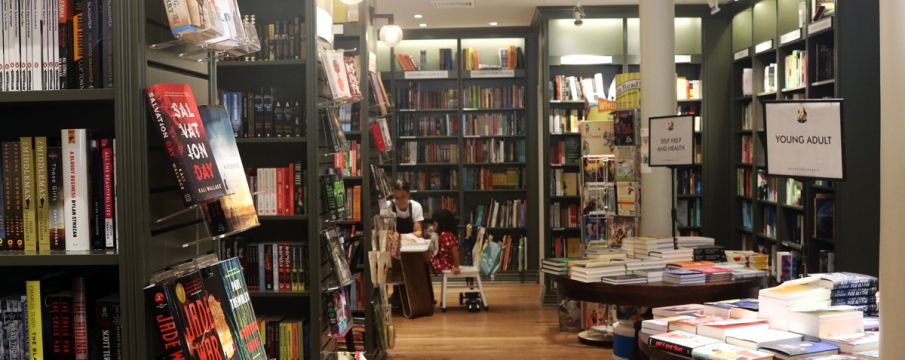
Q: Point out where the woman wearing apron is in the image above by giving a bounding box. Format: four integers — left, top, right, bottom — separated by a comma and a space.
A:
388, 180, 435, 310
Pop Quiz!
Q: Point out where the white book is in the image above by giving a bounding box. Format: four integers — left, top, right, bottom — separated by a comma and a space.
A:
35, 0, 43, 90
268, 168, 277, 216
255, 168, 263, 214
62, 129, 90, 251
742, 68, 753, 95
12, 0, 20, 91
1, 0, 6, 91
725, 328, 802, 350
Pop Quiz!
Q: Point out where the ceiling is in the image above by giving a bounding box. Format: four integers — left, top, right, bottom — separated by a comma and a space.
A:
375, 0, 728, 29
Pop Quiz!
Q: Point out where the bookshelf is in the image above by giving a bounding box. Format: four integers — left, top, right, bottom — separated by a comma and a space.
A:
378, 28, 539, 283
535, 7, 715, 303
724, 0, 880, 277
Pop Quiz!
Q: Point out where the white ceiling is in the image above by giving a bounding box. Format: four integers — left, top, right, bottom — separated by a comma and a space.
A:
375, 0, 725, 29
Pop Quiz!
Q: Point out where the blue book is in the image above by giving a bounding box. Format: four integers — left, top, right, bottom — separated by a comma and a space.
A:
666, 269, 703, 276
759, 341, 839, 358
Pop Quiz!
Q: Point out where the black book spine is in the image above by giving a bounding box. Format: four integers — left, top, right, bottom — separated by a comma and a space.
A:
101, 0, 112, 88
85, 0, 100, 88
90, 138, 104, 249
144, 281, 190, 359
48, 147, 66, 250
648, 338, 692, 357
11, 144, 23, 250
264, 243, 274, 291
254, 90, 264, 137
263, 88, 274, 137
95, 298, 121, 360
1, 143, 8, 250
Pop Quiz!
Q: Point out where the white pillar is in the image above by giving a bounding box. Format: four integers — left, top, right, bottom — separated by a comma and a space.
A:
639, 1, 676, 237
879, 0, 905, 356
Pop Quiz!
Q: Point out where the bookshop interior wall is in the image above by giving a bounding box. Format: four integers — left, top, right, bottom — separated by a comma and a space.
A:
0, 0, 890, 359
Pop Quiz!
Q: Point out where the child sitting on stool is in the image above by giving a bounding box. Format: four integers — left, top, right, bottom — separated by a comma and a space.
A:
429, 209, 460, 275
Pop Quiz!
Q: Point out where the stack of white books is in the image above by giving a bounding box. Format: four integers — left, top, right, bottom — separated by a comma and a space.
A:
820, 331, 880, 354
541, 258, 571, 276
600, 274, 648, 285
663, 269, 705, 285
641, 315, 695, 335
677, 236, 716, 248
568, 261, 627, 283
622, 237, 674, 257
788, 306, 864, 338
758, 281, 832, 330
652, 303, 704, 318
649, 248, 695, 263
633, 269, 665, 282
731, 268, 769, 280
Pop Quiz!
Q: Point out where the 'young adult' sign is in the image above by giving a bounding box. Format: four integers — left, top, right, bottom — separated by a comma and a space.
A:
648, 115, 695, 167
764, 100, 845, 180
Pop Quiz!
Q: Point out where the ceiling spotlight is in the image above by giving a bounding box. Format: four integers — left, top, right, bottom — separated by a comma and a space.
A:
379, 25, 403, 47
573, 3, 586, 26
339, 0, 362, 4
489, 22, 499, 26
419, 23, 428, 27
414, 14, 423, 19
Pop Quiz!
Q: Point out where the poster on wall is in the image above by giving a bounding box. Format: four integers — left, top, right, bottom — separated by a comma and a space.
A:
648, 115, 695, 167
763, 99, 845, 180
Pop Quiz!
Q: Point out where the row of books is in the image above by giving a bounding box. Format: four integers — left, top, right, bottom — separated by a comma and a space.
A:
548, 108, 585, 134
676, 168, 702, 195
397, 83, 458, 110
321, 51, 363, 102
399, 169, 458, 191
1, 0, 112, 91
1, 132, 116, 252
764, 206, 777, 238
249, 164, 305, 216
398, 142, 458, 164
336, 103, 358, 133
334, 140, 361, 177
369, 117, 393, 153
398, 114, 459, 137
320, 169, 347, 221
462, 85, 525, 109
256, 317, 308, 360
549, 202, 578, 229
468, 199, 527, 229
741, 103, 753, 130
1, 276, 120, 359
551, 138, 581, 165
550, 169, 579, 197
218, 88, 304, 138
785, 50, 808, 90
764, 63, 779, 93
395, 49, 455, 71
740, 135, 754, 164
344, 185, 362, 221
757, 171, 779, 202
463, 167, 524, 190
219, 239, 307, 292
463, 138, 526, 163
461, 46, 524, 70
737, 167, 754, 197
677, 198, 702, 228
462, 112, 524, 136
499, 235, 527, 272
676, 77, 702, 100
420, 196, 458, 217
248, 16, 305, 62
551, 74, 615, 103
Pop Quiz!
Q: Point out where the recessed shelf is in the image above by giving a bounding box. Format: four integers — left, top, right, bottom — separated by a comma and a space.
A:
551, 227, 580, 232
678, 226, 703, 230
0, 250, 119, 267
218, 59, 306, 67
781, 86, 806, 93
344, 131, 362, 137
258, 215, 308, 221
757, 199, 778, 206
249, 291, 310, 298
549, 100, 585, 105
0, 88, 115, 103
235, 137, 306, 144
462, 108, 526, 112
483, 227, 527, 231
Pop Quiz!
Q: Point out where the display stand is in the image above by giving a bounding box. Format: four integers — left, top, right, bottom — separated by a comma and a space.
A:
648, 114, 697, 248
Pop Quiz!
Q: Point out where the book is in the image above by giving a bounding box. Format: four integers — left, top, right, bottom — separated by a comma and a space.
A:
46, 291, 75, 359
321, 50, 352, 100
820, 332, 879, 354
199, 106, 260, 238
325, 288, 352, 339
725, 329, 803, 350
94, 294, 122, 360
145, 277, 191, 358
21, 137, 37, 251
695, 318, 770, 340
691, 342, 774, 360
62, 129, 90, 251
653, 304, 704, 318
580, 120, 615, 156
146, 83, 227, 206
26, 280, 44, 359
101, 138, 114, 248
35, 137, 50, 251
324, 228, 353, 287
73, 277, 88, 359
649, 331, 720, 357
89, 138, 105, 249
760, 341, 840, 360
201, 258, 267, 360
174, 270, 231, 359
48, 147, 66, 250
788, 306, 863, 338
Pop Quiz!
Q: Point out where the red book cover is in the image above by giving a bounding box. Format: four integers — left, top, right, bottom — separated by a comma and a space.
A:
275, 168, 285, 216
101, 138, 115, 248
175, 270, 229, 359
145, 279, 191, 359
146, 84, 227, 206
287, 164, 295, 215
370, 121, 387, 152
281, 244, 291, 292
283, 167, 292, 216
73, 277, 89, 360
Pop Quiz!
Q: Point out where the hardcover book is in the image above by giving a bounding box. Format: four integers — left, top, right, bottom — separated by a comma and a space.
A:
144, 278, 191, 359
175, 270, 231, 359
649, 331, 720, 357
199, 106, 260, 238
35, 137, 50, 251
201, 258, 267, 360
580, 120, 616, 156
101, 139, 115, 248
613, 110, 638, 146
62, 129, 90, 251
146, 83, 227, 206
20, 137, 37, 251
48, 147, 66, 250
95, 295, 122, 360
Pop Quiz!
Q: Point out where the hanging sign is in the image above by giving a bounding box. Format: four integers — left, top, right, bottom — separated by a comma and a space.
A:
764, 99, 845, 180
648, 115, 695, 167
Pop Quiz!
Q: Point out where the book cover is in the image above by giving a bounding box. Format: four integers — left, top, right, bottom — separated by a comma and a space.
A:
198, 260, 249, 360
48, 147, 66, 250
144, 279, 190, 359
649, 331, 719, 357
615, 73, 641, 110
146, 83, 227, 206
615, 146, 638, 181
199, 106, 260, 238
26, 280, 45, 359
175, 270, 230, 359
325, 288, 352, 339
324, 228, 353, 287
613, 110, 638, 146
95, 295, 122, 360
616, 181, 639, 216
321, 50, 352, 100
609, 216, 637, 248
62, 129, 90, 251
1, 296, 26, 358
35, 137, 50, 251
759, 341, 839, 357
580, 120, 616, 156
691, 342, 773, 360
21, 137, 37, 251
209, 258, 267, 359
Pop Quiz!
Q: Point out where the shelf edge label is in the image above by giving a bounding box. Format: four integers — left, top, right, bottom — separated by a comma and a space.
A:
755, 40, 774, 54
808, 17, 833, 34
780, 29, 802, 45
734, 48, 750, 60
469, 69, 515, 78
404, 70, 450, 79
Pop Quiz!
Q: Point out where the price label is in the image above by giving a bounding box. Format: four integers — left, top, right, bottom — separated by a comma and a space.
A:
404, 71, 450, 79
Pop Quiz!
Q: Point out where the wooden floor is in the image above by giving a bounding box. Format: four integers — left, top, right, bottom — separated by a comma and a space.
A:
386, 283, 612, 359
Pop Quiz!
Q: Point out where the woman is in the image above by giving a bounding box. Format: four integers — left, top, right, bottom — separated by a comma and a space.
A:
388, 179, 424, 237
430, 209, 461, 275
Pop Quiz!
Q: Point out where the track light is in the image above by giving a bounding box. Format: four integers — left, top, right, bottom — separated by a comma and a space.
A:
573, 3, 585, 26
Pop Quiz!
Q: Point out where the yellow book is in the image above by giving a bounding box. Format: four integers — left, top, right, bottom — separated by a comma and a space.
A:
35, 137, 50, 252
615, 72, 641, 110
26, 280, 44, 358
20, 137, 36, 252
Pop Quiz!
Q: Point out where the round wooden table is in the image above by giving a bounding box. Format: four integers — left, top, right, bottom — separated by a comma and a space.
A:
553, 276, 765, 307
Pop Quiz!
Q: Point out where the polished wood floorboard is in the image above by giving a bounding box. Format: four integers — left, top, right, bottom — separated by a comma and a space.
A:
387, 283, 612, 359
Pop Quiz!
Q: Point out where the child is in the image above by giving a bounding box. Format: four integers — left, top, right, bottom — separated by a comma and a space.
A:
430, 209, 460, 275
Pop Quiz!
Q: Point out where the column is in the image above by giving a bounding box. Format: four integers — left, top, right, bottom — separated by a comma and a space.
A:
879, 0, 905, 356
639, 1, 676, 237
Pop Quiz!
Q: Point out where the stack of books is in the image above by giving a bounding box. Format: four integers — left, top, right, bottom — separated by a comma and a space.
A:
641, 315, 695, 336
695, 318, 770, 340
583, 245, 627, 260
731, 269, 770, 281
759, 282, 832, 331
667, 316, 724, 333
724, 328, 803, 350
692, 246, 727, 262
649, 248, 695, 263
663, 269, 706, 285
667, 261, 715, 270
726, 250, 770, 270
703, 299, 759, 319
810, 273, 879, 315
820, 331, 880, 354
541, 258, 572, 276
759, 341, 841, 359
622, 237, 674, 258
698, 267, 733, 282
632, 269, 665, 282
647, 331, 720, 357
600, 274, 648, 285
677, 236, 716, 248
568, 261, 627, 283
690, 342, 774, 359
626, 258, 667, 282
788, 306, 864, 338
652, 304, 704, 318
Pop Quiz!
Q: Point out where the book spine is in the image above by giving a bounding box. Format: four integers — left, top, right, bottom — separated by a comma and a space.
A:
144, 281, 190, 358
272, 243, 279, 292
84, 0, 98, 88
831, 287, 877, 298
2, 142, 10, 250
294, 162, 303, 215
275, 167, 284, 215
11, 143, 23, 250
73, 0, 85, 88
48, 294, 75, 359
89, 138, 104, 249
35, 137, 50, 251
101, 0, 111, 87
62, 129, 90, 251
264, 243, 274, 290
73, 277, 88, 359
48, 147, 66, 250
833, 279, 879, 290
26, 280, 44, 359
648, 338, 692, 357
101, 138, 114, 248
94, 299, 120, 360
59, 0, 71, 89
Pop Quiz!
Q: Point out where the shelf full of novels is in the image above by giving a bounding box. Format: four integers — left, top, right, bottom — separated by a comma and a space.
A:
375, 28, 539, 283
535, 8, 710, 303
725, 0, 880, 278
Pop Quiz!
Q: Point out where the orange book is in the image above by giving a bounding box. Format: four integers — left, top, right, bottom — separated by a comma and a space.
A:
353, 186, 361, 220
668, 261, 716, 269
